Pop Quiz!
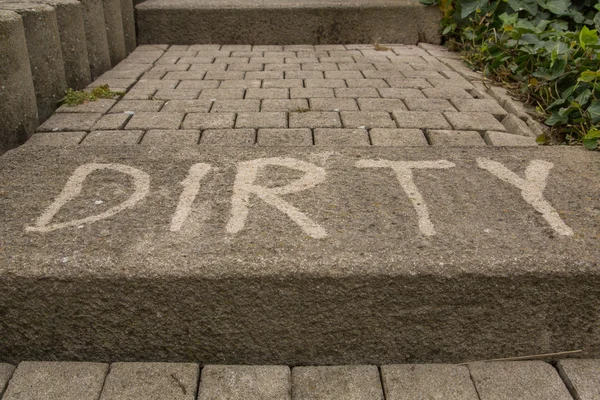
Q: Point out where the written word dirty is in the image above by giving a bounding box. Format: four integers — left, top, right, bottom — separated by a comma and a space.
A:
26, 157, 573, 238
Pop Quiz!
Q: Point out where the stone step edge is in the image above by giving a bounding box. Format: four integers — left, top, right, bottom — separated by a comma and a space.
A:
0, 360, 594, 400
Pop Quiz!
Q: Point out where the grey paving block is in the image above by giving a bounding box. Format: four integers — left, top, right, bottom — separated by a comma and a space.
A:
451, 99, 508, 119
382, 77, 431, 89
248, 71, 285, 79
291, 88, 335, 98
199, 365, 290, 400
378, 88, 425, 99
262, 99, 310, 112
484, 131, 537, 147
314, 128, 369, 146
155, 89, 201, 100
370, 128, 428, 146
141, 130, 200, 146
357, 98, 407, 112
310, 98, 358, 111
382, 364, 479, 400
0, 363, 15, 396
444, 112, 506, 132
100, 362, 198, 400
236, 112, 287, 128
263, 80, 304, 89
335, 88, 380, 98
178, 81, 221, 90
2, 361, 107, 400
201, 129, 255, 145
26, 131, 87, 146
199, 89, 245, 100
37, 113, 102, 132
392, 111, 451, 129
133, 79, 179, 90
246, 88, 290, 99
346, 79, 389, 88
305, 79, 346, 88
82, 129, 143, 145
56, 99, 117, 114
285, 71, 323, 79
109, 99, 165, 113
340, 111, 396, 128
289, 112, 341, 128
469, 361, 572, 400
404, 98, 456, 112
502, 114, 535, 137
91, 113, 131, 130
428, 130, 486, 146
221, 79, 262, 89
292, 366, 383, 400
211, 100, 260, 113
257, 129, 313, 146
557, 359, 600, 400
423, 87, 473, 99
126, 112, 184, 130
183, 113, 236, 129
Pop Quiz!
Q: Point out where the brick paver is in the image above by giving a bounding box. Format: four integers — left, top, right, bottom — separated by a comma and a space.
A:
31, 43, 542, 148
0, 360, 587, 399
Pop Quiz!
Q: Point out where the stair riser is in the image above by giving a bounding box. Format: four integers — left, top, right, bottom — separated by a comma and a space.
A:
136, 6, 442, 45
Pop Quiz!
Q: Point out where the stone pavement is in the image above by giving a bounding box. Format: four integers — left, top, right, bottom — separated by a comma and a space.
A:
35, 43, 539, 148
2, 360, 600, 399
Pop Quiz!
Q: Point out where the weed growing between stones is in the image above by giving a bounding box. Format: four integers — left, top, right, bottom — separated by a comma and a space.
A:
59, 85, 124, 106
420, 0, 600, 149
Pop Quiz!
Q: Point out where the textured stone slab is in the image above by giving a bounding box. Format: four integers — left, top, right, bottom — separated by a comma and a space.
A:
484, 131, 537, 147
428, 130, 486, 146
82, 130, 143, 145
0, 364, 15, 397
126, 112, 184, 130
381, 364, 478, 400
142, 130, 200, 146
100, 362, 198, 400
199, 365, 290, 400
26, 131, 87, 146
370, 128, 428, 146
258, 129, 312, 146
289, 112, 341, 128
0, 146, 599, 364
314, 128, 369, 146
392, 111, 451, 129
557, 359, 600, 400
444, 112, 506, 132
469, 361, 572, 400
2, 362, 108, 400
292, 366, 383, 400
201, 128, 255, 145
37, 113, 103, 132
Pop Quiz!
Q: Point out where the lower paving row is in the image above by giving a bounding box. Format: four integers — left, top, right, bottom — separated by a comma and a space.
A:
1, 360, 600, 400
33, 43, 539, 148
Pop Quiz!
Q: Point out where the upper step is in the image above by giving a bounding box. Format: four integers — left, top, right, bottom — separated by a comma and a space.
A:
136, 0, 441, 45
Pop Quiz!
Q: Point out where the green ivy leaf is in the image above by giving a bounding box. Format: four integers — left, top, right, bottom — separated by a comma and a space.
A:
545, 111, 569, 125
587, 100, 600, 124
537, 0, 570, 15
594, 12, 600, 31
578, 70, 600, 82
507, 0, 538, 15
460, 0, 488, 19
579, 26, 599, 50
582, 127, 600, 150
574, 89, 592, 106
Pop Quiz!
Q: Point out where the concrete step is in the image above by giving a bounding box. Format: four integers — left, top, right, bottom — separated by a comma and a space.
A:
135, 0, 442, 46
1, 360, 594, 399
1, 43, 598, 365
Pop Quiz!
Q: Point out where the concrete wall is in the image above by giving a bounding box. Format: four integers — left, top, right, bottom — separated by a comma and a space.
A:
0, 0, 136, 154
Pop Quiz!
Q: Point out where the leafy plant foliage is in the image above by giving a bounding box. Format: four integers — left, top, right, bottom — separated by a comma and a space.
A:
421, 0, 600, 149
60, 85, 124, 106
